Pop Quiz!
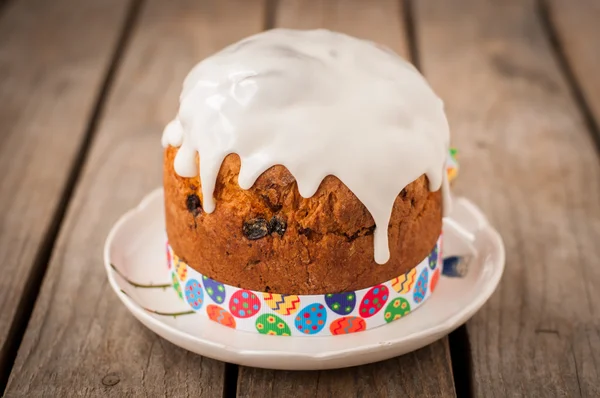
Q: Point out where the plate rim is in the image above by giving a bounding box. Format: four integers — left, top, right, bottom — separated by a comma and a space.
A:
104, 188, 505, 368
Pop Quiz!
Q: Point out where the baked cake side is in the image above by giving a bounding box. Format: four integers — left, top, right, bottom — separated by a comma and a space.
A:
164, 147, 442, 295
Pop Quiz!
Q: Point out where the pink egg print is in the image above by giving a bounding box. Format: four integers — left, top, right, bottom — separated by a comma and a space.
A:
184, 279, 204, 310
229, 290, 261, 318
359, 285, 389, 318
166, 242, 172, 269
413, 268, 429, 303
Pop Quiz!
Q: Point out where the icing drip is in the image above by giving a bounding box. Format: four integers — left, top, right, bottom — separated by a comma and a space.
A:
162, 29, 450, 264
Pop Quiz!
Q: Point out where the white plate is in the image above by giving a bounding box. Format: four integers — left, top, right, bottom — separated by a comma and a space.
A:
104, 189, 504, 370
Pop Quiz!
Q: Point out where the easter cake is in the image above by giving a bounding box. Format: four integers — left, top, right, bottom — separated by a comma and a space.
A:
162, 29, 455, 334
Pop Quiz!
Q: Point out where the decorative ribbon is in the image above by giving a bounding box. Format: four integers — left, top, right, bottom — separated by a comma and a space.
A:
167, 235, 442, 337
447, 147, 459, 183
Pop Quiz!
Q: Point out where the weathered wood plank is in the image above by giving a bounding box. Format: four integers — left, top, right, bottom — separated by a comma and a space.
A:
238, 340, 455, 398
0, 0, 132, 386
274, 0, 409, 58
237, 1, 456, 396
4, 0, 266, 396
415, 0, 600, 396
545, 0, 600, 137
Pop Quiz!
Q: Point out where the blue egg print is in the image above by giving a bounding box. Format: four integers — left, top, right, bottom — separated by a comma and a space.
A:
428, 243, 439, 270
295, 303, 327, 335
413, 268, 429, 303
185, 279, 204, 310
325, 292, 356, 315
202, 275, 226, 304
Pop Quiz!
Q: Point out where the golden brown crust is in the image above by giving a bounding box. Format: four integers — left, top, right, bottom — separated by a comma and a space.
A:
164, 146, 442, 295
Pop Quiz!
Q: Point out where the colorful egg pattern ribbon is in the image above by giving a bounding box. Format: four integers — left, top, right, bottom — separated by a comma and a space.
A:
206, 305, 236, 328
330, 316, 367, 335
391, 268, 417, 294
295, 303, 327, 334
263, 293, 301, 315
359, 285, 389, 318
172, 272, 183, 300
384, 297, 411, 323
166, 241, 173, 270
203, 276, 226, 304
256, 313, 291, 336
173, 254, 187, 281
168, 235, 441, 336
229, 290, 261, 318
429, 244, 439, 270
431, 268, 440, 292
447, 148, 459, 183
413, 269, 429, 304
325, 292, 356, 315
185, 279, 204, 310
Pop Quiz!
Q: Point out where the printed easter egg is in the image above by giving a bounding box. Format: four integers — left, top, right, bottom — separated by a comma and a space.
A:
229, 290, 261, 318
431, 268, 440, 292
446, 148, 459, 183
413, 268, 429, 303
359, 285, 389, 318
324, 292, 356, 315
184, 279, 204, 310
391, 268, 417, 294
384, 297, 411, 323
255, 313, 291, 336
171, 272, 183, 300
174, 254, 187, 281
166, 242, 172, 270
263, 293, 301, 315
429, 243, 439, 270
206, 305, 236, 328
295, 303, 327, 335
202, 275, 226, 304
329, 316, 367, 335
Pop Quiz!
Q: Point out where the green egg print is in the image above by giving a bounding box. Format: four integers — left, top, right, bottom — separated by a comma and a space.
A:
172, 272, 183, 300
255, 313, 291, 336
384, 297, 411, 323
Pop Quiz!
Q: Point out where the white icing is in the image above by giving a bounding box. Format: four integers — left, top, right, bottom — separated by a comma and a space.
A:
162, 29, 450, 264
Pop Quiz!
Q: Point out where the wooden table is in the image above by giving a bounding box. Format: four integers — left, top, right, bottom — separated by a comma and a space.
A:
1, 0, 599, 396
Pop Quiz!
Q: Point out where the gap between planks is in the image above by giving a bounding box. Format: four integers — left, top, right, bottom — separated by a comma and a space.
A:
404, 0, 474, 395
235, 1, 456, 397
537, 0, 600, 154
224, 1, 278, 396
0, 0, 145, 394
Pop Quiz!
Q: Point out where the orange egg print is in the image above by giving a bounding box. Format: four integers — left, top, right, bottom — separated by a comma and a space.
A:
206, 305, 236, 328
431, 268, 441, 292
329, 316, 367, 335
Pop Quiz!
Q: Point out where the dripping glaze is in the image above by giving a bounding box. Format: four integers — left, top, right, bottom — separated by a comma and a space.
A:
162, 29, 450, 264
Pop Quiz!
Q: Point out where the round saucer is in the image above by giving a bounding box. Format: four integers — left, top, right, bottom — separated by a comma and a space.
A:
104, 189, 504, 370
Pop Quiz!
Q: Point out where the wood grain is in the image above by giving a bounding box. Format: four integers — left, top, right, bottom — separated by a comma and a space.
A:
4, 0, 265, 396
0, 0, 132, 385
238, 340, 455, 398
415, 0, 600, 396
236, 1, 456, 396
275, 0, 409, 58
545, 0, 600, 137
